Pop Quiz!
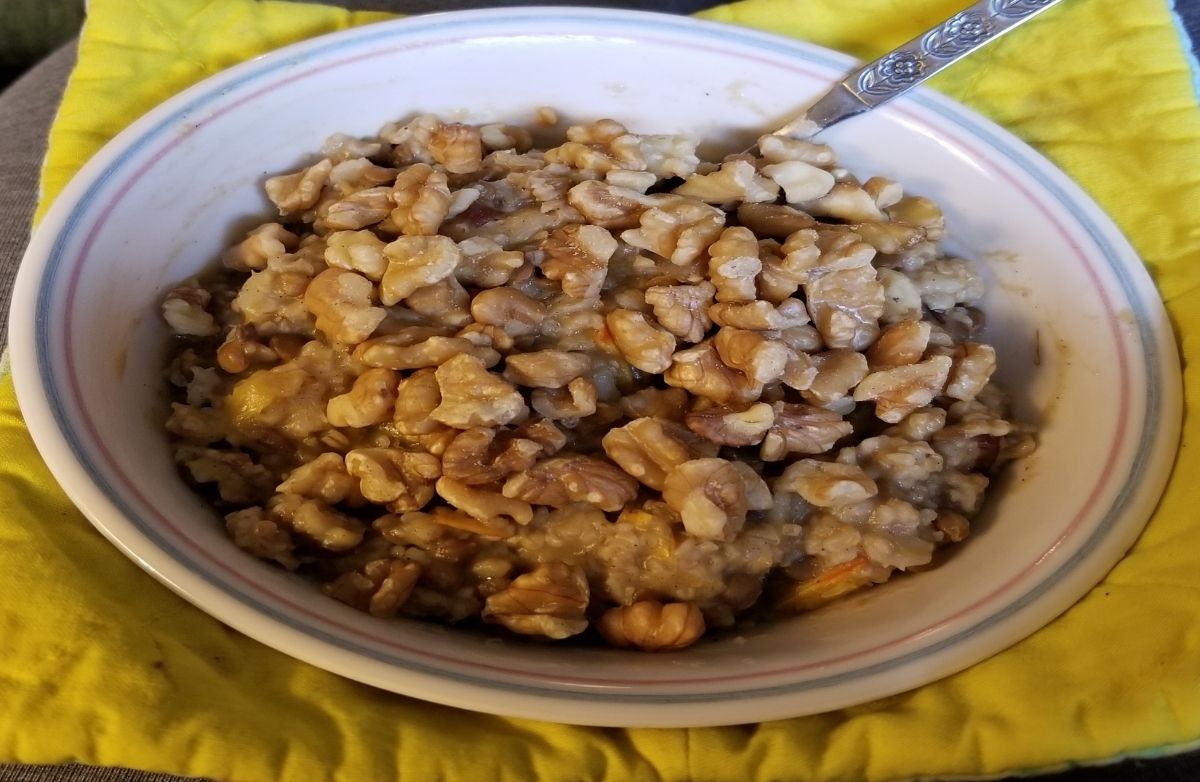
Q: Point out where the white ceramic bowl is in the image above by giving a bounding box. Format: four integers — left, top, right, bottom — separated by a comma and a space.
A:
10, 8, 1181, 727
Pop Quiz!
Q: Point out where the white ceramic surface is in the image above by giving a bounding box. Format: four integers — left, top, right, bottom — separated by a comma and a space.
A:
8, 8, 1181, 727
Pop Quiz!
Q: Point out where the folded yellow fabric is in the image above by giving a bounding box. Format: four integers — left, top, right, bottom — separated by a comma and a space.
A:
5, 0, 1200, 780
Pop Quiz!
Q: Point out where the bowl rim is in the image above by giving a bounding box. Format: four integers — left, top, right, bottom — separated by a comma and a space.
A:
8, 6, 1183, 726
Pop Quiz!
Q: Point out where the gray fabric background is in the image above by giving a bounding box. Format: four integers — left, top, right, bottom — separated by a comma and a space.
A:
0, 43, 74, 348
1, 1, 1199, 780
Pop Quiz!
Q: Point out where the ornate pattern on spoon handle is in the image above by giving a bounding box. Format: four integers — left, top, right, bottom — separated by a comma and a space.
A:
855, 0, 1059, 100
779, 0, 1063, 136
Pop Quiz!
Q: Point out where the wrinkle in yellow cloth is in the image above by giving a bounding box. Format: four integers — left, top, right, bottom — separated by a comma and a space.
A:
4, 0, 1200, 780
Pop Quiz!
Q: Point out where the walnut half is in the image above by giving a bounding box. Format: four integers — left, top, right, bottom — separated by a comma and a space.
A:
431, 354, 528, 428
483, 563, 590, 639
597, 601, 706, 651
661, 458, 770, 540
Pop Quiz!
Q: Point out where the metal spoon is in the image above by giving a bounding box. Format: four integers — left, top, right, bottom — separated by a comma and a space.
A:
767, 0, 1066, 140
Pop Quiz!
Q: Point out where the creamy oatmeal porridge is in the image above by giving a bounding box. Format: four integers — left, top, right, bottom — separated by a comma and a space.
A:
160, 113, 1034, 651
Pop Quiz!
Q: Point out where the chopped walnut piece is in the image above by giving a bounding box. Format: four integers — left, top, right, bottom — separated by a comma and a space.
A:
503, 350, 591, 388
644, 282, 716, 343
382, 114, 440, 163
833, 220, 925, 255
762, 160, 836, 204
356, 333, 499, 370
598, 601, 706, 651
324, 230, 387, 281
404, 277, 472, 329
621, 199, 725, 266
530, 377, 598, 421
759, 229, 818, 303
713, 327, 790, 384
868, 320, 932, 369
661, 458, 755, 540
177, 447, 275, 504
674, 160, 779, 204
735, 203, 817, 239
545, 140, 622, 175
456, 322, 515, 355
605, 309, 677, 373
812, 230, 877, 274
321, 186, 393, 230
269, 493, 366, 551
162, 285, 219, 337
380, 235, 462, 305
455, 236, 524, 288
707, 226, 762, 303
232, 268, 315, 336
934, 510, 970, 543
225, 345, 347, 442
779, 345, 818, 391
804, 264, 884, 351
437, 477, 534, 525
326, 558, 422, 618
328, 157, 396, 196
614, 131, 701, 177
277, 453, 359, 504
502, 455, 638, 512
606, 169, 658, 193
757, 134, 836, 166
731, 461, 773, 511
265, 158, 333, 216
446, 187, 481, 219
602, 418, 715, 490
428, 123, 484, 174
540, 223, 618, 299
325, 367, 398, 428
425, 506, 515, 540
709, 299, 809, 331
888, 195, 946, 242
345, 447, 441, 511
479, 123, 534, 152
514, 417, 569, 455
225, 507, 298, 569
390, 163, 451, 236
685, 402, 775, 447
442, 427, 544, 486
223, 223, 299, 272
854, 355, 953, 423
303, 268, 386, 345
664, 341, 763, 404
945, 342, 997, 401
166, 402, 226, 444
778, 460, 878, 507
445, 204, 562, 249
565, 180, 659, 230
391, 368, 442, 433
797, 181, 885, 223
878, 268, 924, 324
431, 354, 528, 428
761, 403, 853, 461
863, 176, 903, 209
619, 387, 690, 421
802, 350, 869, 411
913, 258, 985, 311
482, 563, 589, 639
470, 287, 547, 338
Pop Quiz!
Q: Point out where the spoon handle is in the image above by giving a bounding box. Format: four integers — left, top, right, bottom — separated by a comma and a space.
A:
773, 0, 1066, 138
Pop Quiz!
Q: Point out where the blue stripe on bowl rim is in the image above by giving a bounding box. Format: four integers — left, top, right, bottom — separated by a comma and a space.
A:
33, 9, 1165, 703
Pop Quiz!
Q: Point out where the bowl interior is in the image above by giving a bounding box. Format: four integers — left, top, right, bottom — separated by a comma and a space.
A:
15, 10, 1171, 725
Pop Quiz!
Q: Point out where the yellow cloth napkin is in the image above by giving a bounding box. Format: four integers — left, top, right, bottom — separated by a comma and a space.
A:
4, 0, 1200, 779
